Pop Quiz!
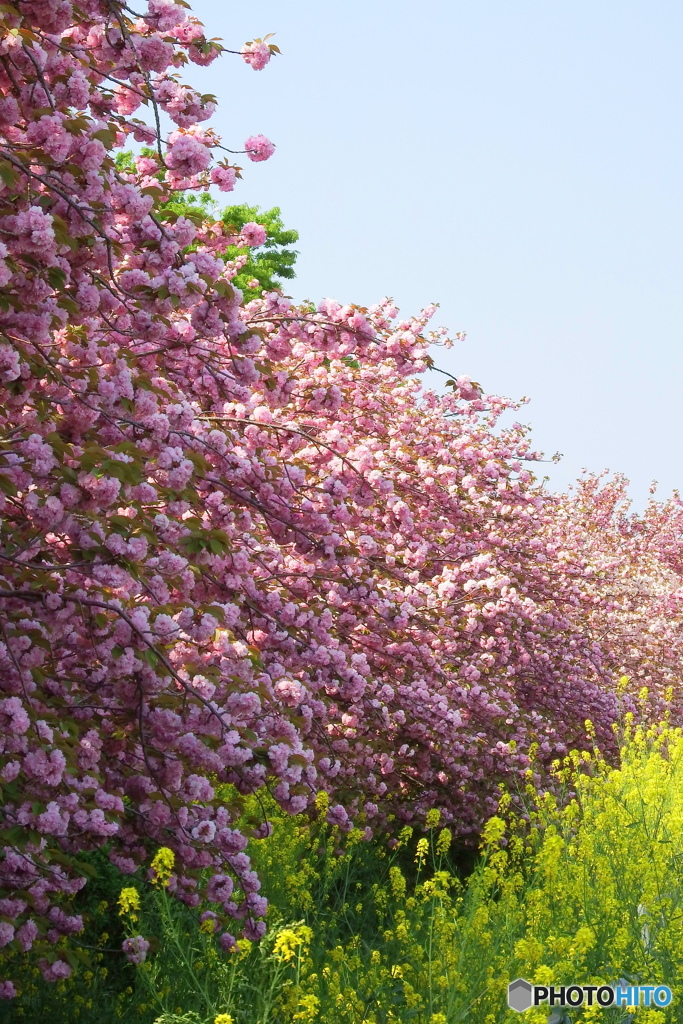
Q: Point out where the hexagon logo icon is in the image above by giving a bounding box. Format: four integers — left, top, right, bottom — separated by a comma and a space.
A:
508, 978, 533, 1012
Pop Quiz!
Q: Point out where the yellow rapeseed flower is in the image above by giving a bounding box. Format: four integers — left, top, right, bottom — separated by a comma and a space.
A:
314, 790, 329, 816
273, 923, 312, 962
293, 994, 320, 1021
480, 815, 505, 847
150, 846, 175, 888
435, 827, 452, 856
232, 938, 252, 960
389, 865, 407, 900
425, 808, 441, 829
117, 888, 140, 921
396, 826, 413, 848
415, 837, 429, 866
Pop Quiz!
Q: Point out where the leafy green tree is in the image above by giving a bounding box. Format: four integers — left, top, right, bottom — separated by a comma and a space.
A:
220, 203, 298, 301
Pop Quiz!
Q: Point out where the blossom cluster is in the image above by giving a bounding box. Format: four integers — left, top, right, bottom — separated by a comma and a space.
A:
2, 0, 683, 999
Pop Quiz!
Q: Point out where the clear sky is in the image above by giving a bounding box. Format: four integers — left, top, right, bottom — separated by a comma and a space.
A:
188, 0, 683, 508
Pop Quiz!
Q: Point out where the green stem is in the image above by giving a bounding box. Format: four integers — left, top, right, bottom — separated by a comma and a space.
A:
158, 888, 214, 1015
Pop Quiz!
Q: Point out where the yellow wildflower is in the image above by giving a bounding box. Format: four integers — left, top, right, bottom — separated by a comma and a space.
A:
435, 827, 452, 856
415, 837, 429, 866
480, 815, 505, 847
389, 865, 407, 900
233, 938, 252, 960
396, 826, 413, 848
425, 808, 441, 829
293, 994, 320, 1021
273, 923, 312, 962
150, 846, 175, 888
117, 888, 140, 921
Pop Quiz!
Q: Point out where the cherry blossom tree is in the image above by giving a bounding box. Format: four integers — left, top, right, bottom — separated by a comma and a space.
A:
0, 0, 282, 990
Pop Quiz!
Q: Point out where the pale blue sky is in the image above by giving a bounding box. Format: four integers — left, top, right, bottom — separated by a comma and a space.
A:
188, 0, 683, 508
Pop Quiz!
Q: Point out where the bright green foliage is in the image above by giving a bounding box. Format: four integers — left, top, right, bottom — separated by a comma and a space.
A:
161, 196, 298, 300
161, 189, 216, 227
8, 723, 683, 1022
219, 203, 298, 300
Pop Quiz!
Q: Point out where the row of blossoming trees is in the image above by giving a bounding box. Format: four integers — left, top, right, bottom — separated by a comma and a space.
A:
1, 0, 683, 997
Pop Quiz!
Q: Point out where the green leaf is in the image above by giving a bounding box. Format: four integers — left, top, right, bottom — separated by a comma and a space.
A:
0, 159, 18, 189
142, 648, 160, 669
92, 128, 116, 148
47, 266, 67, 290
0, 825, 27, 846
51, 214, 80, 250
0, 472, 17, 496
205, 605, 227, 623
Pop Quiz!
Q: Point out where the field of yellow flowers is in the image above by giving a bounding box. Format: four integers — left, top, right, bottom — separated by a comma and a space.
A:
6, 716, 683, 1023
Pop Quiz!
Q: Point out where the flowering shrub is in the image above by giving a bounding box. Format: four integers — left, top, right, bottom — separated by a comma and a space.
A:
3, 0, 683, 1000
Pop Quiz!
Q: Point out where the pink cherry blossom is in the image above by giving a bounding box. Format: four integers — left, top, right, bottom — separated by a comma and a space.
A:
241, 222, 267, 247
166, 132, 212, 176
210, 165, 237, 192
122, 935, 150, 965
241, 41, 271, 71
145, 0, 188, 32
244, 134, 276, 162
38, 959, 72, 982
